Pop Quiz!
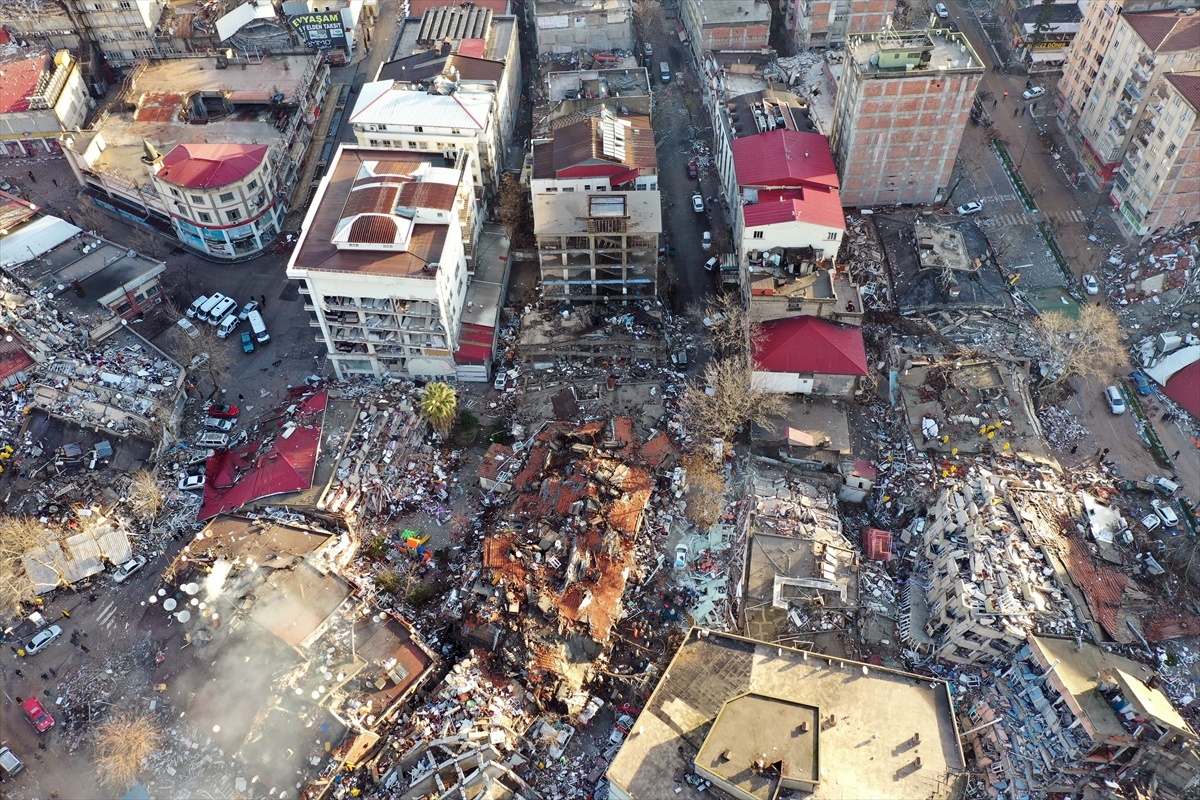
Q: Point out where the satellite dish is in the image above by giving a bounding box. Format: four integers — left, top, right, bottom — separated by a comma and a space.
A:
163, 598, 177, 611
176, 610, 191, 623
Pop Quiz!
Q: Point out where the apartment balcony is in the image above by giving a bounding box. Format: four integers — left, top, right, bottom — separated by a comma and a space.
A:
1123, 81, 1144, 102
322, 295, 357, 310
1131, 64, 1151, 86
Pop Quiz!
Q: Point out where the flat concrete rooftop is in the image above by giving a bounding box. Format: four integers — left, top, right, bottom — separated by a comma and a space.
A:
848, 30, 983, 75
697, 694, 818, 799
606, 628, 965, 800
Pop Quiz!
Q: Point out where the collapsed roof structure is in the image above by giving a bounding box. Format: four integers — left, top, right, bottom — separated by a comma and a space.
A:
463, 417, 677, 698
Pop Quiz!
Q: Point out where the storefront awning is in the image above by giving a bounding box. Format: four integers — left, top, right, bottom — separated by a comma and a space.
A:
1029, 50, 1066, 63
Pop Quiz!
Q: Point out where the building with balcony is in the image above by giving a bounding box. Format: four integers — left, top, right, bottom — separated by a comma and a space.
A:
0, 48, 90, 159
1062, 8, 1199, 199
1056, 0, 1193, 130
0, 0, 165, 68
287, 145, 475, 380
1006, 2, 1083, 73
1109, 72, 1199, 240
530, 0, 633, 55
830, 27, 983, 207
59, 52, 329, 260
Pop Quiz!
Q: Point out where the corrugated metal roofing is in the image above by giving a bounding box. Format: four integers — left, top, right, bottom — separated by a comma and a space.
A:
732, 129, 839, 189
348, 215, 401, 244
753, 316, 868, 376
158, 143, 268, 190
416, 6, 494, 44
349, 84, 492, 130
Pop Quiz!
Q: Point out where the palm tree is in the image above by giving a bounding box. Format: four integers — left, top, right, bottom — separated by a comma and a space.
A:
419, 382, 457, 435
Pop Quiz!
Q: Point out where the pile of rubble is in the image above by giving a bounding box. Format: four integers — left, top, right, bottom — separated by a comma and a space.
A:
1036, 404, 1090, 450
840, 214, 893, 311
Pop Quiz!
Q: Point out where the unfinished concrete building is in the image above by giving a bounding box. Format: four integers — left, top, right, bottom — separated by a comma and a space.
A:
533, 192, 661, 303
830, 28, 983, 206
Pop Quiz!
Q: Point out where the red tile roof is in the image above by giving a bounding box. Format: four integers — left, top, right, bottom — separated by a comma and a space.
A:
743, 186, 845, 232
1165, 72, 1200, 115
1124, 11, 1200, 52
637, 431, 678, 471
753, 316, 868, 376
732, 129, 839, 189
478, 443, 514, 482
0, 336, 34, 382
1064, 534, 1126, 636
158, 143, 268, 190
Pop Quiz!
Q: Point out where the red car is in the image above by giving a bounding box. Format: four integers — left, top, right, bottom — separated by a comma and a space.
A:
22, 696, 54, 733
207, 404, 239, 419
687, 161, 698, 179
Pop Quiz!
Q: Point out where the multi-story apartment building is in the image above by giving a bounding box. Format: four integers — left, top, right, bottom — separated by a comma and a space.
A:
1057, 0, 1192, 127
0, 0, 165, 66
531, 105, 661, 303
830, 27, 983, 207
60, 52, 329, 259
0, 48, 90, 158
530, 0, 633, 54
681, 0, 772, 65
1003, 1, 1083, 73
1110, 72, 1199, 240
287, 145, 476, 381
1059, 7, 1199, 205
780, 0, 895, 52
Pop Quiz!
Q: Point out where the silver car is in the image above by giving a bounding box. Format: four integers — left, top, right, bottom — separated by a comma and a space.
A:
25, 624, 63, 655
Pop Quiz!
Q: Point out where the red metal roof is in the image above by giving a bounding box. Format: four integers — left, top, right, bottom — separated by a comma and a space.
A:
0, 49, 50, 114
0, 337, 33, 382
753, 316, 868, 376
861, 527, 893, 562
158, 143, 269, 190
1162, 358, 1200, 420
743, 187, 845, 232
732, 129, 839, 190
198, 392, 327, 521
457, 38, 487, 58
455, 322, 494, 364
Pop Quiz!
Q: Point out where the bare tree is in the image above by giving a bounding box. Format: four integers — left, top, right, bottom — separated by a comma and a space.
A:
93, 712, 161, 790
126, 227, 166, 259
695, 291, 765, 358
127, 469, 165, 523
681, 451, 726, 529
0, 515, 51, 616
497, 173, 534, 249
680, 356, 789, 442
73, 196, 109, 233
162, 299, 234, 397
1026, 305, 1125, 388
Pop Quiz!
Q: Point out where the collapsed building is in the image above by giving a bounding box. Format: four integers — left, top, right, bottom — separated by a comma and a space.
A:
960, 635, 1200, 799
462, 417, 676, 700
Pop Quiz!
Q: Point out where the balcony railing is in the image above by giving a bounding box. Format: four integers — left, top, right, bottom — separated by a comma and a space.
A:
1123, 81, 1144, 102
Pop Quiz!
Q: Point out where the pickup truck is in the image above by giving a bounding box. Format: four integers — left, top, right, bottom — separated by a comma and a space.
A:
1117, 480, 1156, 495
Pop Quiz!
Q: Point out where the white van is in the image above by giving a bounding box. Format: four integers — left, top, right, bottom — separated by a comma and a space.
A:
207, 296, 237, 325
187, 295, 209, 319
247, 309, 270, 344
197, 432, 229, 448
217, 313, 240, 338
198, 293, 225, 323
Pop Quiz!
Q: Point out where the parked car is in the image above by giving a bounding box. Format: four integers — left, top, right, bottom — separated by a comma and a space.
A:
1152, 499, 1180, 528
186, 295, 209, 319
207, 404, 239, 418
1146, 475, 1179, 495
956, 201, 982, 215
25, 624, 63, 656
203, 417, 235, 431
687, 161, 698, 179
1104, 385, 1126, 414
611, 713, 635, 743
704, 256, 719, 271
22, 697, 54, 733
176, 317, 200, 338
691, 193, 704, 213
0, 745, 24, 777
643, 42, 653, 57
1127, 371, 1152, 395
241, 331, 255, 353
178, 474, 205, 491
237, 300, 261, 321
674, 542, 689, 569
112, 555, 147, 584
935, 2, 949, 17
1142, 513, 1162, 532
1022, 86, 1045, 100
494, 370, 509, 391
701, 231, 712, 250
1082, 274, 1099, 295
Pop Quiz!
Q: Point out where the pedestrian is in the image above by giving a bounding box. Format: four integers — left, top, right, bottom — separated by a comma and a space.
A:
993, 99, 998, 108
238, 394, 244, 401
52, 178, 58, 186
260, 293, 266, 308
80, 644, 89, 653
14, 669, 22, 677
1102, 448, 1110, 457
48, 667, 56, 676
1070, 444, 1078, 454
27, 170, 36, 183
1015, 107, 1020, 116
1173, 449, 1181, 459
40, 672, 48, 680
1003, 91, 1009, 99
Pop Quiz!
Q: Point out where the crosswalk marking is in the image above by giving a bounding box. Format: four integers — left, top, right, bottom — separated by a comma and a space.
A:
1043, 209, 1090, 225
977, 213, 1034, 230
96, 600, 118, 628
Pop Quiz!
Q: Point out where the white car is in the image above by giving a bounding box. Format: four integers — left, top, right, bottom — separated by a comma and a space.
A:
577, 696, 605, 726
178, 473, 206, 491
25, 624, 63, 656
691, 193, 705, 213
611, 713, 635, 744
701, 231, 712, 251
956, 201, 982, 216
1022, 86, 1045, 100
176, 318, 200, 338
237, 300, 261, 321
1082, 274, 1099, 295
203, 417, 235, 431
675, 542, 689, 570
494, 370, 509, 391
112, 555, 147, 584
1142, 514, 1161, 532
1152, 499, 1180, 528
704, 256, 719, 271
935, 2, 949, 18
1104, 385, 1126, 415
